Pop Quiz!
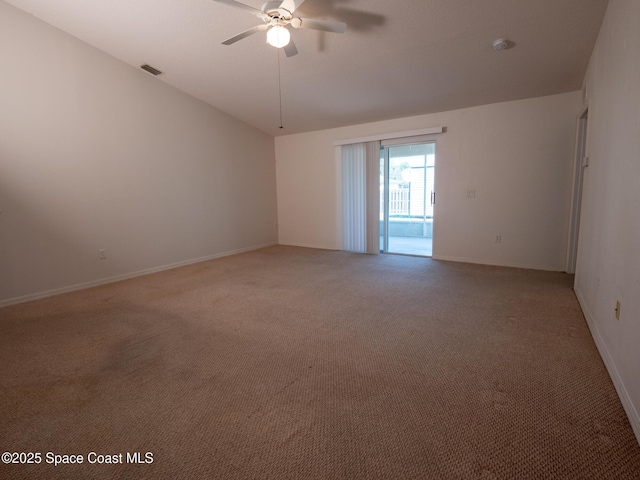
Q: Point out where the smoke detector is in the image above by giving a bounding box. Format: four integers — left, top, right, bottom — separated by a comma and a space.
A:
492, 38, 509, 51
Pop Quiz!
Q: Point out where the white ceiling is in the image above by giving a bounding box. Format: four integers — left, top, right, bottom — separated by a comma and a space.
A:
5, 0, 608, 136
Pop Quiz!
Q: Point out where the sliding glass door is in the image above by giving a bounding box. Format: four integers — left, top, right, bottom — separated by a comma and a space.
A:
380, 142, 435, 256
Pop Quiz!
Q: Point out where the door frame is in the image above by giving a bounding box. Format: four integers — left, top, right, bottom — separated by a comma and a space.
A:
380, 140, 436, 257
566, 103, 589, 274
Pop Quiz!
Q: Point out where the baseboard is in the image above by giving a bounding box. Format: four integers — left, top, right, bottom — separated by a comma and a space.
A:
277, 242, 338, 251
0, 242, 277, 308
432, 254, 562, 272
574, 286, 640, 445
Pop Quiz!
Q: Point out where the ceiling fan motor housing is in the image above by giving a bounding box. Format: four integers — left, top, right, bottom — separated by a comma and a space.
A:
261, 1, 293, 19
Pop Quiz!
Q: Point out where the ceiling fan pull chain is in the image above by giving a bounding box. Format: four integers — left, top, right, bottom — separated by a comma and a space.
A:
278, 49, 284, 129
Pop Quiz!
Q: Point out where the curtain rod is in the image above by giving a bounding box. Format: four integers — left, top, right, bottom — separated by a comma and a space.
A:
333, 127, 445, 146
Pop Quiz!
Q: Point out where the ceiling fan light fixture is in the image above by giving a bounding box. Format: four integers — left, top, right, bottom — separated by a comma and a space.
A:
267, 25, 290, 48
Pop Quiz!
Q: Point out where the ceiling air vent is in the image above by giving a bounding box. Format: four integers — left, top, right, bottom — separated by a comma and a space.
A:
140, 64, 162, 76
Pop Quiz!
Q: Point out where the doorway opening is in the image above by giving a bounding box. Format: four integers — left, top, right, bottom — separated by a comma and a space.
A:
380, 142, 435, 256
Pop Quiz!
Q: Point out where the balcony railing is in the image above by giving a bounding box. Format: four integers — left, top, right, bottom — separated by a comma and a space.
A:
387, 188, 409, 215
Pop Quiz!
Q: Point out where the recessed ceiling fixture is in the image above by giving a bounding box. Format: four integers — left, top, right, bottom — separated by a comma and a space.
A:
140, 64, 162, 76
213, 0, 347, 58
492, 38, 510, 51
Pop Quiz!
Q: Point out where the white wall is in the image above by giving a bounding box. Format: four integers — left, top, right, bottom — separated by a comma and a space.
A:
276, 92, 580, 271
574, 0, 640, 441
0, 1, 278, 305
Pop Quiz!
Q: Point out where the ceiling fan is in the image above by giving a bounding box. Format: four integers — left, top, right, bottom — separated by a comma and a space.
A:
213, 0, 347, 57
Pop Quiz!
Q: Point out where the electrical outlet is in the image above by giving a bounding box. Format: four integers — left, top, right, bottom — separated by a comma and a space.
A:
495, 234, 502, 244
615, 300, 621, 320
99, 249, 107, 260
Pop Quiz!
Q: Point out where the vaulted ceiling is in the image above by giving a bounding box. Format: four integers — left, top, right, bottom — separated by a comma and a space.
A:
5, 0, 608, 136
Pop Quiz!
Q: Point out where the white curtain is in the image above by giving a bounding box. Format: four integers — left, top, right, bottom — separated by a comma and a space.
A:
341, 141, 380, 253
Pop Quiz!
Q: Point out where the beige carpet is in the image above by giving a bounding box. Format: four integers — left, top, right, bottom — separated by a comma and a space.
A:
1, 246, 639, 479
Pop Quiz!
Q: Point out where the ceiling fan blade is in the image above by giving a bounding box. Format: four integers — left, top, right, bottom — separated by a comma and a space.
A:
212, 0, 263, 15
284, 37, 298, 57
222, 24, 269, 45
279, 0, 306, 14
294, 18, 347, 34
